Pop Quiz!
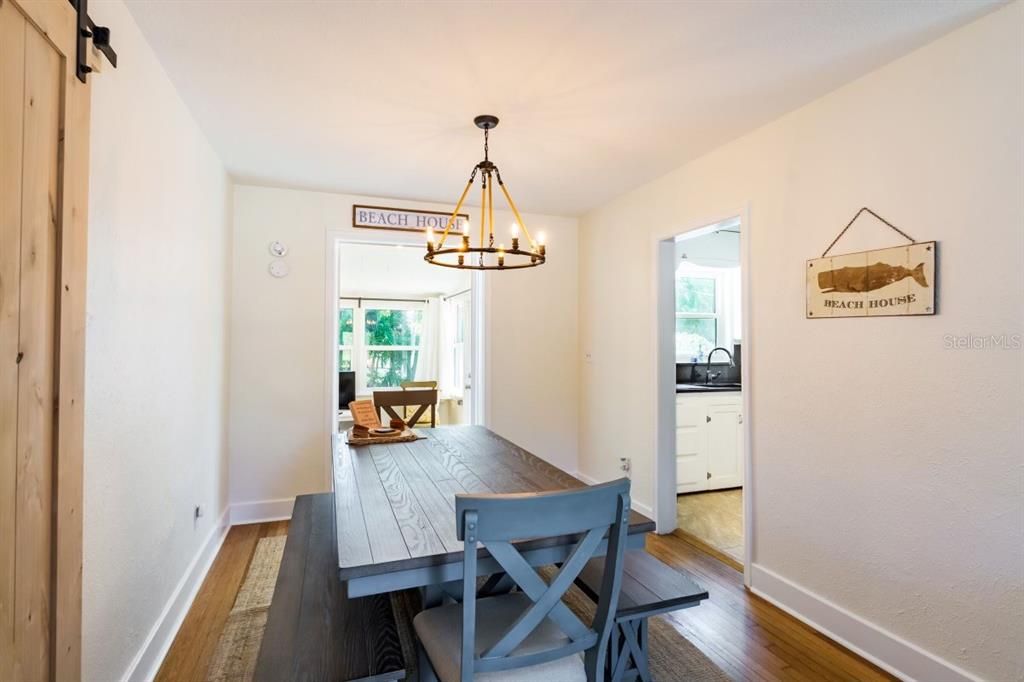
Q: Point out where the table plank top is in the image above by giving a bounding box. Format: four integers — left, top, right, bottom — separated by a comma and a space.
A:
333, 425, 654, 579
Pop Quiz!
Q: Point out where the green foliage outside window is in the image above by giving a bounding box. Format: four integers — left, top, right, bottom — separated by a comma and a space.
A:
337, 307, 425, 387
365, 309, 422, 346
338, 308, 354, 345
365, 309, 423, 387
676, 275, 717, 362
676, 276, 716, 314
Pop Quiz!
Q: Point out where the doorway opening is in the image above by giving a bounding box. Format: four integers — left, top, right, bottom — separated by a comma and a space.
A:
655, 213, 752, 581
328, 240, 484, 438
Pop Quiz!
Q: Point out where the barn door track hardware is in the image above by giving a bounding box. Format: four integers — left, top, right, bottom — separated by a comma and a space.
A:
70, 0, 117, 83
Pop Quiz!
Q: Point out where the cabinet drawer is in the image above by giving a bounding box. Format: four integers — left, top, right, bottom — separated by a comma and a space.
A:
676, 454, 705, 492
676, 402, 704, 427
676, 427, 701, 456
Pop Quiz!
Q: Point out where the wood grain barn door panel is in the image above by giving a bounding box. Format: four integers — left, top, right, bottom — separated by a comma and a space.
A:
1, 1, 91, 679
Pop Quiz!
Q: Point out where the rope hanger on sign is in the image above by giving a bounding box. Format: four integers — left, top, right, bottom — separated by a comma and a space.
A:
820, 207, 917, 258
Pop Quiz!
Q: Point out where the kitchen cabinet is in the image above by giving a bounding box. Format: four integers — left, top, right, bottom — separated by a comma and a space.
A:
675, 392, 743, 493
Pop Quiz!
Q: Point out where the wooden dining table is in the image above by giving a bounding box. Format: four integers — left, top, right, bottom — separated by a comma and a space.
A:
333, 425, 655, 601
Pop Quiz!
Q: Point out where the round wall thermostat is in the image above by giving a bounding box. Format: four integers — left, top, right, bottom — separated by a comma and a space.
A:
269, 260, 289, 278
268, 240, 288, 257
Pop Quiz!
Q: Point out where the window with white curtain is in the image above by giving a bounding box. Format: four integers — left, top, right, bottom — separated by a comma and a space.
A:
442, 293, 470, 399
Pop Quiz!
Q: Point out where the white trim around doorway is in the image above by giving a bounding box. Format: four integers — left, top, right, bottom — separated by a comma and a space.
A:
650, 204, 754, 587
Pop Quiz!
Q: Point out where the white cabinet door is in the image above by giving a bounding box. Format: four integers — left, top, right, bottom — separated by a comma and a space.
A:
675, 401, 707, 493
707, 402, 743, 489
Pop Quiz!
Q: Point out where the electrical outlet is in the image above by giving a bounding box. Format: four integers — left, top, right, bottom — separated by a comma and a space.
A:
619, 457, 631, 479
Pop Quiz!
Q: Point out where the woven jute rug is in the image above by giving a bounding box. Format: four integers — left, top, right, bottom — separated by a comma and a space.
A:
206, 536, 284, 682
207, 536, 727, 681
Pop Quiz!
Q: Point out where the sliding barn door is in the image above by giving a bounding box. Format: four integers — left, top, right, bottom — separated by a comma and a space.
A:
1, 0, 91, 679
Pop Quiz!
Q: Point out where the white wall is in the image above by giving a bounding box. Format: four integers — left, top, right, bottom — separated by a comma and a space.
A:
337, 242, 469, 298
229, 186, 578, 518
579, 5, 1022, 681
84, 2, 232, 680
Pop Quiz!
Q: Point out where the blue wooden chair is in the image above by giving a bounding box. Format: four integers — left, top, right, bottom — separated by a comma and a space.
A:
413, 478, 632, 682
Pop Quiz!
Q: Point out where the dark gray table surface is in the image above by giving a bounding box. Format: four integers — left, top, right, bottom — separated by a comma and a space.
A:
333, 425, 654, 595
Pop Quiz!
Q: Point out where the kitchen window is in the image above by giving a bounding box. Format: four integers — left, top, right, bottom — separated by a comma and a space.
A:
675, 263, 740, 362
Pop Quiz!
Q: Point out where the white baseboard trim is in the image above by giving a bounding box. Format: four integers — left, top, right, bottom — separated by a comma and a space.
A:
121, 507, 230, 682
574, 470, 600, 485
229, 497, 295, 525
750, 563, 981, 682
573, 470, 655, 522
630, 499, 654, 520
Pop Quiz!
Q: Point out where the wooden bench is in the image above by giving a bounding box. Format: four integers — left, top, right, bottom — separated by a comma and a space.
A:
575, 549, 708, 682
254, 493, 407, 682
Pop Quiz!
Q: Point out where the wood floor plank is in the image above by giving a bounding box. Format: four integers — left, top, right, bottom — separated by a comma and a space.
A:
154, 524, 261, 682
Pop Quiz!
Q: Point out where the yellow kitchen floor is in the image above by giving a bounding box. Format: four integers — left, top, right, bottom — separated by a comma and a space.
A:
675, 488, 744, 567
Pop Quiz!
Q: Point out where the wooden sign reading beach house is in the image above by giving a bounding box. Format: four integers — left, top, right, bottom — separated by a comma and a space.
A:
806, 242, 936, 318
352, 204, 469, 234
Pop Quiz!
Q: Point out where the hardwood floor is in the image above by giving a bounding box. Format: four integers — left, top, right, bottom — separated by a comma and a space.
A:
645, 533, 894, 682
157, 519, 893, 682
675, 488, 744, 569
155, 521, 287, 682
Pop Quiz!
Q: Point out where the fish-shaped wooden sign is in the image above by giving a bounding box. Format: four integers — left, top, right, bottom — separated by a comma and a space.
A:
807, 242, 936, 317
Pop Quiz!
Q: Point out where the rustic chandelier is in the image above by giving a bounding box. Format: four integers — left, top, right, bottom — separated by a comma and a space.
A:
425, 115, 545, 270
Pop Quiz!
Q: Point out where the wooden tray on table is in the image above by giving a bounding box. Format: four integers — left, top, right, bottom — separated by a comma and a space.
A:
344, 427, 424, 446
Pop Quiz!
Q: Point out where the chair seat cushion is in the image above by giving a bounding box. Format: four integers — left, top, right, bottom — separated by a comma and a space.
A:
413, 593, 586, 682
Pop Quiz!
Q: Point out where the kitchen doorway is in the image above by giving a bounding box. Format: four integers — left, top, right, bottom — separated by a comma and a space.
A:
654, 212, 753, 583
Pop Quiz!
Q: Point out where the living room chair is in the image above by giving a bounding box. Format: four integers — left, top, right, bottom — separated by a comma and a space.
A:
413, 478, 632, 682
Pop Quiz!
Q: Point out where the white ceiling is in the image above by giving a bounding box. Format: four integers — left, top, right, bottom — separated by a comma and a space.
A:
125, 0, 1000, 216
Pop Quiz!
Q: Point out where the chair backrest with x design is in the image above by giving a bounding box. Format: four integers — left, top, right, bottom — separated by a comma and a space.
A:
454, 478, 631, 682
373, 388, 437, 428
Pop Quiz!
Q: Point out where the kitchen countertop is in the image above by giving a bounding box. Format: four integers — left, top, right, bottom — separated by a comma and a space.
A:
677, 383, 742, 393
